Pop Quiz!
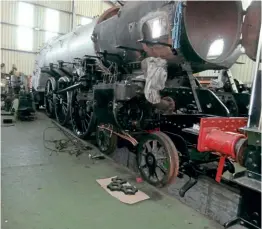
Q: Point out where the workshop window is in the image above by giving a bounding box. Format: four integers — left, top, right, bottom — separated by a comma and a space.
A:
17, 27, 33, 51
17, 2, 34, 51
18, 2, 34, 27
81, 17, 92, 25
45, 8, 60, 42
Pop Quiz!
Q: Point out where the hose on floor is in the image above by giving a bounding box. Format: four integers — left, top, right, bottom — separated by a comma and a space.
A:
43, 126, 92, 156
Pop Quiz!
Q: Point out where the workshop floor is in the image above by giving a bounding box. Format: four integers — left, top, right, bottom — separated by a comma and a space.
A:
1, 112, 221, 229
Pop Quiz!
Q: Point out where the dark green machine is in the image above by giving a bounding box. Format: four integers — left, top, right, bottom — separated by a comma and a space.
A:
1, 64, 36, 120
15, 87, 36, 120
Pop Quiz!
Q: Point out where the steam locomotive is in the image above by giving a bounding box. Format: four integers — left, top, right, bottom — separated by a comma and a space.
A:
32, 1, 261, 228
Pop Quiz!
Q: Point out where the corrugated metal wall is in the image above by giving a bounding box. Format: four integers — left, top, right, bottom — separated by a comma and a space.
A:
75, 0, 111, 26
230, 55, 258, 84
198, 55, 256, 84
1, 0, 111, 75
2, 51, 36, 75
76, 0, 107, 17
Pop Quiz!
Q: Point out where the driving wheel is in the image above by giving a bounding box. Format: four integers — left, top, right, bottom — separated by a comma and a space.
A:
137, 131, 179, 187
96, 124, 117, 155
54, 91, 71, 126
44, 78, 56, 118
70, 90, 94, 139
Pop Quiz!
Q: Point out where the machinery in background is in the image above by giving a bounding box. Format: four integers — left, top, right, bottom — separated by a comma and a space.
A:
195, 69, 251, 117
32, 1, 261, 228
198, 69, 251, 93
207, 69, 251, 117
1, 64, 36, 120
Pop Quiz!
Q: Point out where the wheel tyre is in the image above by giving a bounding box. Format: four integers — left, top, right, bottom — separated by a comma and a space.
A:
136, 131, 179, 188
158, 132, 180, 184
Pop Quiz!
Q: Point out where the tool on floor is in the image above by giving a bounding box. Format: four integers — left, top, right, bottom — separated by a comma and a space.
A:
121, 185, 138, 195
107, 182, 122, 191
89, 154, 105, 160
111, 177, 127, 184
97, 177, 150, 204
106, 177, 138, 195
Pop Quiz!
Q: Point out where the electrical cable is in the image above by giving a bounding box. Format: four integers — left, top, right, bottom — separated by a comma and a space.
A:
43, 126, 82, 156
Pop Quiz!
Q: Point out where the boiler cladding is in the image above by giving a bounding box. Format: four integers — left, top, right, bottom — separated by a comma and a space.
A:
32, 1, 261, 93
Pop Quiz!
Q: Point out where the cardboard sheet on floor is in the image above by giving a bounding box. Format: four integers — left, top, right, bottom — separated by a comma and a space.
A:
96, 177, 150, 204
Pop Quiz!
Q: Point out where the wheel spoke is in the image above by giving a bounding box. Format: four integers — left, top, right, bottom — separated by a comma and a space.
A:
157, 164, 167, 174
140, 163, 147, 169
152, 140, 158, 153
145, 141, 152, 152
81, 120, 86, 131
155, 156, 167, 160
154, 171, 160, 181
62, 105, 67, 114
86, 113, 91, 119
157, 146, 164, 154
141, 149, 147, 156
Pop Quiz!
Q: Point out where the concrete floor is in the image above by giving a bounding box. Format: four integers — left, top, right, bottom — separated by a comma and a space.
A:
1, 112, 222, 229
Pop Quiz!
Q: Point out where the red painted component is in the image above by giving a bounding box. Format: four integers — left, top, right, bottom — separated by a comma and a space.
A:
136, 177, 143, 183
146, 128, 160, 133
200, 129, 245, 158
197, 117, 247, 152
197, 117, 247, 182
216, 156, 226, 182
